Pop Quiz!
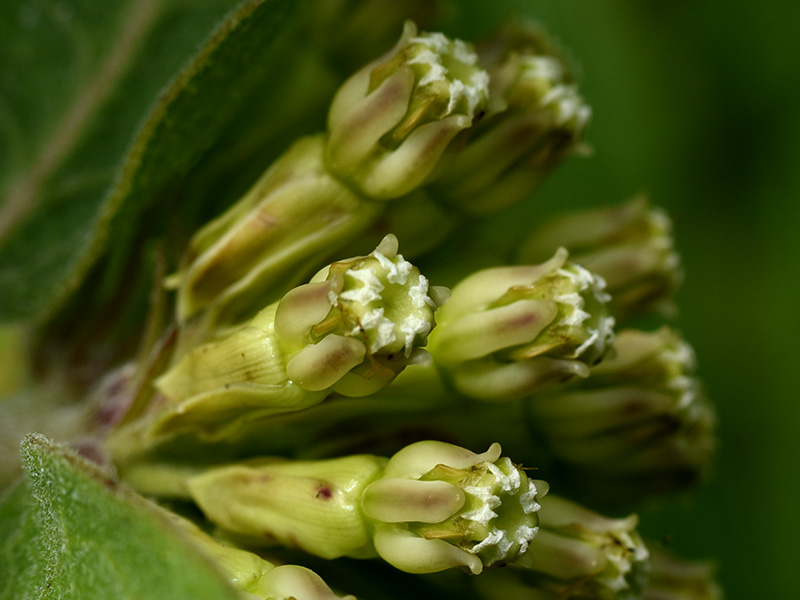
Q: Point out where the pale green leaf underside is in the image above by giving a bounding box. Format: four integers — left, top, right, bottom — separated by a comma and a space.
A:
0, 434, 239, 600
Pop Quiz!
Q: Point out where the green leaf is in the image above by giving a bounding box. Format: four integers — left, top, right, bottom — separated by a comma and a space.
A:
0, 0, 306, 322
0, 433, 239, 600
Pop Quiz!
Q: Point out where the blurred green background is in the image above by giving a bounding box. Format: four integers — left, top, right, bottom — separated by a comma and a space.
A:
476, 1, 799, 597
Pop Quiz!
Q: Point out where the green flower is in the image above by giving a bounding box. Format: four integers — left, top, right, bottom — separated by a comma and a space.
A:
526, 327, 716, 499
181, 441, 543, 575
429, 21, 590, 215
369, 441, 543, 574
169, 134, 378, 326
134, 237, 440, 441
428, 248, 614, 400
518, 196, 682, 321
512, 494, 649, 599
275, 234, 444, 397
325, 21, 489, 198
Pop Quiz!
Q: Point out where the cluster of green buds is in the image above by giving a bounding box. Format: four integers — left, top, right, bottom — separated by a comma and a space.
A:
326, 21, 489, 199
90, 13, 722, 600
518, 196, 682, 321
427, 248, 615, 401
429, 21, 590, 215
525, 327, 715, 498
168, 22, 492, 329
136, 236, 441, 441
181, 441, 543, 575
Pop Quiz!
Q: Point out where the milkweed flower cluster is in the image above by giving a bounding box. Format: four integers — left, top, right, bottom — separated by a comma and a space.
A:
105, 10, 719, 600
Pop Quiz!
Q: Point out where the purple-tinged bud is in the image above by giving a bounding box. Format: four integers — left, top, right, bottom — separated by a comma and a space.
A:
325, 21, 489, 199
428, 248, 614, 400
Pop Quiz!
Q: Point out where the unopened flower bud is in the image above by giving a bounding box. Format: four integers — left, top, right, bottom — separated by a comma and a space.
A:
187, 453, 386, 560
512, 494, 649, 599
146, 237, 440, 439
371, 441, 543, 574
325, 21, 489, 199
642, 545, 722, 600
163, 509, 355, 600
526, 327, 716, 499
170, 135, 379, 325
428, 248, 614, 400
275, 234, 443, 397
429, 21, 590, 215
518, 196, 682, 321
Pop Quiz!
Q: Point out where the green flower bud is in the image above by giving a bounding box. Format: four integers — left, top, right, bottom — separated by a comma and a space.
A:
275, 234, 443, 397
183, 441, 543, 576
169, 134, 380, 326
151, 301, 325, 439
528, 327, 700, 436
163, 505, 355, 600
428, 248, 614, 400
144, 237, 440, 439
370, 441, 543, 574
187, 454, 386, 560
325, 21, 489, 199
525, 327, 716, 498
247, 565, 357, 600
643, 545, 722, 600
518, 196, 682, 321
512, 494, 649, 599
429, 21, 590, 215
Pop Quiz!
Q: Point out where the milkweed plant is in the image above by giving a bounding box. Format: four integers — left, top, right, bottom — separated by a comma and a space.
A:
0, 1, 721, 599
